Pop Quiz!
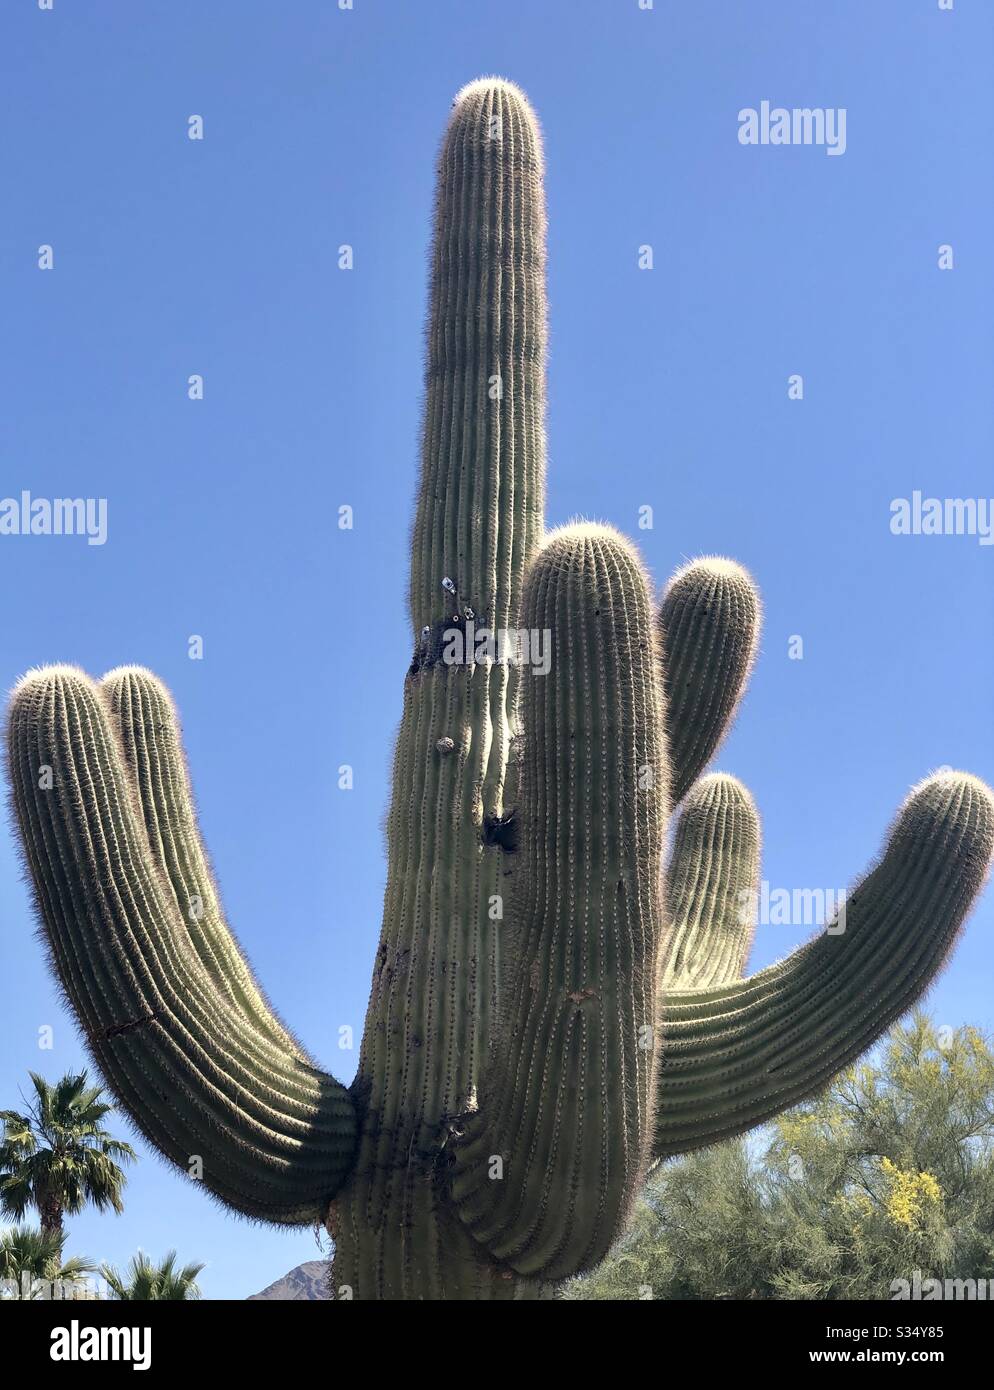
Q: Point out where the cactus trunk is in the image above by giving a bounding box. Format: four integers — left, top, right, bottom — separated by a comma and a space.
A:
329, 78, 549, 1299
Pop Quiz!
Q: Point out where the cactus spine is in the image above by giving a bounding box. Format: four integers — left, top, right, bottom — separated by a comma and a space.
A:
6, 78, 994, 1301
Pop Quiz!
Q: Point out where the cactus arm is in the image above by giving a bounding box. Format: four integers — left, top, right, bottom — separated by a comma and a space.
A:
652, 557, 761, 988
653, 771, 994, 1158
7, 666, 356, 1224
101, 667, 308, 1043
448, 524, 668, 1280
661, 773, 760, 990
657, 558, 760, 804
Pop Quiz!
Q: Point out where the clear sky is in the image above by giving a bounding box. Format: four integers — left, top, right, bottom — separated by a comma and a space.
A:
1, 1, 991, 1299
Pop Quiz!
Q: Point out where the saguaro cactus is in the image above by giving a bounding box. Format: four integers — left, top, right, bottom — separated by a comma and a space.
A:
7, 78, 993, 1301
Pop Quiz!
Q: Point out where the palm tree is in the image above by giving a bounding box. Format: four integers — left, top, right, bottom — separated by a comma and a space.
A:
0, 1071, 136, 1239
101, 1250, 205, 1301
0, 1224, 96, 1300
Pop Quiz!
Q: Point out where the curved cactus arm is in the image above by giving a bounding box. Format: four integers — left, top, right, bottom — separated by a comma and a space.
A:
661, 773, 760, 990
657, 557, 760, 804
100, 667, 302, 1037
100, 664, 346, 1072
448, 524, 668, 1280
7, 666, 356, 1224
653, 771, 994, 1159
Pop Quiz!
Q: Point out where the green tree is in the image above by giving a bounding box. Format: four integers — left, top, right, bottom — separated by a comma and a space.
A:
101, 1250, 205, 1301
0, 1224, 96, 1300
566, 1013, 994, 1299
0, 1071, 136, 1239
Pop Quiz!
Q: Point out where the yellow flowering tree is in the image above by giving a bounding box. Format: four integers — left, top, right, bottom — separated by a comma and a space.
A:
567, 1013, 994, 1299
879, 1157, 943, 1232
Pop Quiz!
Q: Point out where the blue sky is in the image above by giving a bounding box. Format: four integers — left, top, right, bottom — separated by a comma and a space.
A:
1, 1, 991, 1299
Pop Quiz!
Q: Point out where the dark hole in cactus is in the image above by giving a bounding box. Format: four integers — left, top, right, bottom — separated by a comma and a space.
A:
372, 942, 388, 983
482, 808, 518, 852
103, 1011, 159, 1040
408, 616, 475, 678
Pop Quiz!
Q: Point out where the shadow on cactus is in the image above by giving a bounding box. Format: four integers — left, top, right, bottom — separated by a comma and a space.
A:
6, 78, 993, 1301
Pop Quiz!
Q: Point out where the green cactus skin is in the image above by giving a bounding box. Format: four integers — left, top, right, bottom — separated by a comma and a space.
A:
6, 77, 994, 1300
662, 773, 760, 990
657, 558, 760, 805
447, 524, 667, 1280
328, 77, 550, 1300
7, 666, 356, 1223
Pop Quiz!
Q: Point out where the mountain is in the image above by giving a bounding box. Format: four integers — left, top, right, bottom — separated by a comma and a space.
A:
247, 1260, 331, 1300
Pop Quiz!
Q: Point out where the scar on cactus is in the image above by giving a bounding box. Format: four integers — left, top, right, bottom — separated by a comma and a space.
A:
5, 76, 994, 1300
482, 809, 519, 853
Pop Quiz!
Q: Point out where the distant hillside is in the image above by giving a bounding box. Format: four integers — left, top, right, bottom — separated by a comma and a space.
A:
247, 1260, 331, 1301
